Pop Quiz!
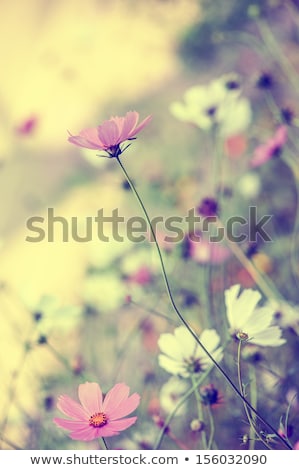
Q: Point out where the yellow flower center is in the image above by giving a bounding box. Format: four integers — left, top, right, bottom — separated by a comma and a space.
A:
89, 412, 108, 428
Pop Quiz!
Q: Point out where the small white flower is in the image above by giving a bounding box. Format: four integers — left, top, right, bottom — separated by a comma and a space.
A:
170, 73, 251, 137
225, 284, 286, 347
160, 377, 189, 416
236, 172, 261, 199
158, 325, 223, 378
269, 300, 299, 336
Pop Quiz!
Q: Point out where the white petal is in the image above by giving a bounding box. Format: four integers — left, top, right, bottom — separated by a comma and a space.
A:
158, 354, 187, 376
173, 326, 198, 358
158, 331, 184, 361
197, 329, 221, 357
248, 326, 286, 347
225, 284, 241, 328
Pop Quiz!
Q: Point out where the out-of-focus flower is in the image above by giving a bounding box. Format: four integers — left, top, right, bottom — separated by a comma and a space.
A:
30, 295, 82, 333
15, 115, 38, 136
119, 425, 157, 450
68, 111, 152, 158
236, 172, 261, 199
225, 134, 247, 158
293, 441, 299, 450
281, 107, 295, 126
126, 265, 153, 285
158, 325, 223, 378
270, 301, 299, 335
170, 73, 251, 137
256, 72, 274, 90
189, 237, 231, 265
225, 284, 286, 347
53, 382, 140, 441
160, 377, 189, 416
197, 197, 219, 217
251, 126, 288, 167
200, 383, 222, 407
83, 273, 127, 312
190, 419, 205, 432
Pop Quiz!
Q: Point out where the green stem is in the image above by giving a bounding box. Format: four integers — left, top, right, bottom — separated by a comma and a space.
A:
154, 368, 211, 449
206, 405, 215, 450
237, 341, 272, 450
192, 375, 208, 449
115, 156, 292, 450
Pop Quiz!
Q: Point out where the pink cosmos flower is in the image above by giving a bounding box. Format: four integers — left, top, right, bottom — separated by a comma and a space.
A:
68, 111, 152, 158
127, 265, 153, 285
251, 125, 287, 167
189, 237, 231, 265
53, 382, 140, 441
15, 115, 38, 135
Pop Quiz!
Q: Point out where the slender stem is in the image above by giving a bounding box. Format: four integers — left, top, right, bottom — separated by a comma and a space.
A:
115, 156, 292, 450
154, 368, 211, 449
192, 375, 208, 449
248, 365, 257, 450
206, 405, 215, 450
237, 341, 272, 450
101, 437, 108, 450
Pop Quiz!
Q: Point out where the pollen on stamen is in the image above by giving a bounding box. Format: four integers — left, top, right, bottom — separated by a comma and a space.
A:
89, 412, 108, 428
236, 331, 249, 342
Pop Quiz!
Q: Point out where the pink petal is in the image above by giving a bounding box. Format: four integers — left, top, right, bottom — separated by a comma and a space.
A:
128, 115, 152, 139
119, 111, 139, 141
80, 128, 104, 147
106, 416, 138, 432
78, 382, 103, 415
98, 120, 120, 147
251, 143, 272, 167
56, 394, 89, 420
69, 426, 103, 441
53, 417, 88, 432
102, 383, 130, 414
108, 393, 140, 420
274, 125, 287, 145
68, 135, 101, 150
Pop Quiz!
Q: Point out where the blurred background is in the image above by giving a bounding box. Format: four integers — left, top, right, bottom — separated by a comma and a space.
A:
1, 0, 299, 451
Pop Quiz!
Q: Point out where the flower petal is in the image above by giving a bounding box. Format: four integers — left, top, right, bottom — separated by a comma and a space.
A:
249, 327, 286, 347
56, 394, 89, 420
128, 114, 152, 139
108, 393, 140, 420
98, 120, 119, 147
105, 416, 138, 433
225, 284, 262, 330
69, 425, 103, 441
78, 382, 103, 415
53, 417, 88, 432
119, 111, 139, 141
158, 354, 186, 376
68, 134, 102, 150
197, 329, 221, 358
102, 383, 130, 414
173, 326, 198, 358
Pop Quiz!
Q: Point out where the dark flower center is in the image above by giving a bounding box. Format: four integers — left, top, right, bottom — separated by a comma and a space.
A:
89, 412, 108, 428
206, 106, 217, 117
225, 80, 240, 90
184, 356, 202, 374
200, 384, 219, 405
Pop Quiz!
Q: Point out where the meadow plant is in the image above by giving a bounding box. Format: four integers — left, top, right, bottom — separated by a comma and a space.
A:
2, 2, 299, 453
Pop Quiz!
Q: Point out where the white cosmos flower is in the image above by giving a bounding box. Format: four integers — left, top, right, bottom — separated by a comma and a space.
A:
225, 284, 286, 347
158, 326, 223, 378
169, 73, 251, 137
160, 377, 189, 416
